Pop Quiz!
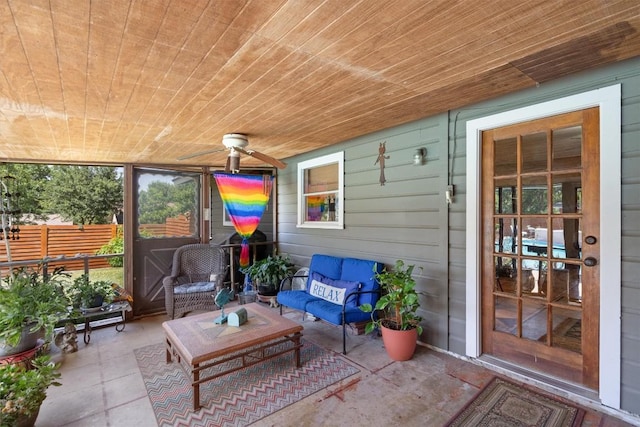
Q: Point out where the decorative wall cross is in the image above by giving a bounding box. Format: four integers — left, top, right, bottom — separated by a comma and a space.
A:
374, 141, 389, 186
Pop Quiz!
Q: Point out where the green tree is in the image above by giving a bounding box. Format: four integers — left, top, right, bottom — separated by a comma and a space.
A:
0, 163, 51, 223
138, 180, 196, 224
43, 166, 123, 224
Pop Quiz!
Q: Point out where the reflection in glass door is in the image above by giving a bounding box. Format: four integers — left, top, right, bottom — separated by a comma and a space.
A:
482, 108, 600, 389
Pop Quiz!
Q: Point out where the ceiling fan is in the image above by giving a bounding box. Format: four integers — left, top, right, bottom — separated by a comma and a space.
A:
178, 133, 287, 172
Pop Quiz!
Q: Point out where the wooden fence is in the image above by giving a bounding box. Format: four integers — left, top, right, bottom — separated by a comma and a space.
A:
0, 215, 193, 272
139, 215, 193, 237
0, 224, 119, 270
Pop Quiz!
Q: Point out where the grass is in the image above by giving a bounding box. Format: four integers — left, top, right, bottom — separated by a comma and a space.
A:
64, 267, 124, 287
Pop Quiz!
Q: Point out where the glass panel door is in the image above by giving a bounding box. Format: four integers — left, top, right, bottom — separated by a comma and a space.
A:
482, 108, 600, 389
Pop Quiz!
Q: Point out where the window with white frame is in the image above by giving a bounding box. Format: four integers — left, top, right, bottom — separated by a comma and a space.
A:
297, 152, 344, 229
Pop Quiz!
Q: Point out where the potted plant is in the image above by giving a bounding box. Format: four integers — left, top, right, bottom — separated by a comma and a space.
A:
240, 254, 293, 297
66, 274, 116, 311
0, 354, 61, 427
0, 266, 70, 357
360, 260, 423, 361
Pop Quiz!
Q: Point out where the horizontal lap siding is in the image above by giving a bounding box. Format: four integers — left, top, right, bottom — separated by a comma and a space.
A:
277, 118, 450, 349
447, 58, 640, 415
620, 72, 640, 414
278, 57, 640, 416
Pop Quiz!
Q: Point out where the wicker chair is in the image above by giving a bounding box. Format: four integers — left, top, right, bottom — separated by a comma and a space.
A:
163, 244, 228, 319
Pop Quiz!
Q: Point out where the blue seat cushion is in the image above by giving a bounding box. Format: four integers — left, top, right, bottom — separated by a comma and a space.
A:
173, 281, 216, 294
305, 300, 372, 325
277, 290, 318, 311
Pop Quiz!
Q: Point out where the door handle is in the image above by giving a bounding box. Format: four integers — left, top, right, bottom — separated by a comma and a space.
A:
584, 257, 598, 267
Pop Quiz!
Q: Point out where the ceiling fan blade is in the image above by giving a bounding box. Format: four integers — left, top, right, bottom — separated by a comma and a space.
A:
234, 147, 287, 169
177, 147, 225, 161
225, 156, 231, 173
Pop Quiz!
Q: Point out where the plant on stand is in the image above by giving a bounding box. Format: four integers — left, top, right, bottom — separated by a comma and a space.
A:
360, 260, 423, 361
66, 274, 116, 310
0, 354, 61, 427
240, 254, 293, 299
0, 266, 70, 356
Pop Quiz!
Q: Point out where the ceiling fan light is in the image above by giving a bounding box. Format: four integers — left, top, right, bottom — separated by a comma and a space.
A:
222, 133, 249, 149
229, 150, 240, 172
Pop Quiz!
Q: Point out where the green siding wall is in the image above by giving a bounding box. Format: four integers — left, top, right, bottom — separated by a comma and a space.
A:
276, 56, 640, 416
452, 58, 640, 415
277, 117, 450, 349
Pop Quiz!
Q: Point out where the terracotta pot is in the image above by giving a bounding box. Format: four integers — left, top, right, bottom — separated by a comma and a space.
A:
380, 324, 418, 361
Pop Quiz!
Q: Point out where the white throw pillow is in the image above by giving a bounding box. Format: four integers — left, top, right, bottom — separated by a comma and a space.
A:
309, 278, 347, 305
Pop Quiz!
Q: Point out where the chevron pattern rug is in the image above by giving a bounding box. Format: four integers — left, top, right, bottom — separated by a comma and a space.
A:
134, 340, 359, 427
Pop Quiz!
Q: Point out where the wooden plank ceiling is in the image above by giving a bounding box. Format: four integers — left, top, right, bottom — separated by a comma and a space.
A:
1, 0, 640, 169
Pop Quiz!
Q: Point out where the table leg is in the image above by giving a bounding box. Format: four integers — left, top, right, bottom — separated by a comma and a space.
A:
193, 365, 200, 411
83, 319, 91, 344
115, 309, 126, 332
165, 340, 172, 363
293, 333, 302, 368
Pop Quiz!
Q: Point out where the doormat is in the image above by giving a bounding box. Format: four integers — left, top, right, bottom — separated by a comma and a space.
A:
445, 377, 584, 427
539, 318, 581, 353
134, 339, 359, 427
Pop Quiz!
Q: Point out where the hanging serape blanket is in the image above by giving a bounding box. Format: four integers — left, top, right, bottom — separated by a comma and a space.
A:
213, 172, 273, 268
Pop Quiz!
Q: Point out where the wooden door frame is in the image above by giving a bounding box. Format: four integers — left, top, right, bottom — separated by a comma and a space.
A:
124, 165, 212, 317
464, 85, 621, 408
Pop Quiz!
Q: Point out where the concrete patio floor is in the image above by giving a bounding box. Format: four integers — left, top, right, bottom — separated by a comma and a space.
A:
36, 302, 639, 426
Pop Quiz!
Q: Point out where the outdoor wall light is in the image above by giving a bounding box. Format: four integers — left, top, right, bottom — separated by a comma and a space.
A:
413, 147, 427, 166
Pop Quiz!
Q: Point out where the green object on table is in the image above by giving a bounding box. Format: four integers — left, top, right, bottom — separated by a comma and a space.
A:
213, 288, 233, 324
228, 307, 248, 327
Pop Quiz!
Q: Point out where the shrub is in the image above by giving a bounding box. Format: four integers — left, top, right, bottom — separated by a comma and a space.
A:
0, 355, 61, 426
96, 226, 123, 267
0, 266, 70, 347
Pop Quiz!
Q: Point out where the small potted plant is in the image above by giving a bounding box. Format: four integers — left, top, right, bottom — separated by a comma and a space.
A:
66, 274, 116, 311
240, 254, 293, 297
0, 355, 61, 427
0, 266, 70, 356
360, 260, 423, 361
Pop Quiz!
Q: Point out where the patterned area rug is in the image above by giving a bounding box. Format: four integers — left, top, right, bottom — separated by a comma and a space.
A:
446, 377, 584, 427
134, 340, 359, 427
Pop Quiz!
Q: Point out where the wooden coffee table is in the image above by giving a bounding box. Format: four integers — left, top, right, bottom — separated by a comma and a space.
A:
162, 302, 303, 410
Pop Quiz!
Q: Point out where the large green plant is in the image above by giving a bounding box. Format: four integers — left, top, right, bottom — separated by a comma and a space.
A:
240, 254, 292, 287
0, 266, 70, 347
65, 274, 116, 309
360, 260, 423, 334
0, 355, 61, 426
96, 226, 124, 267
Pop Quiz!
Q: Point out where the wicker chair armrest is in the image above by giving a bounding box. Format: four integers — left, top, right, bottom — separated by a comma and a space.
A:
163, 276, 180, 291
